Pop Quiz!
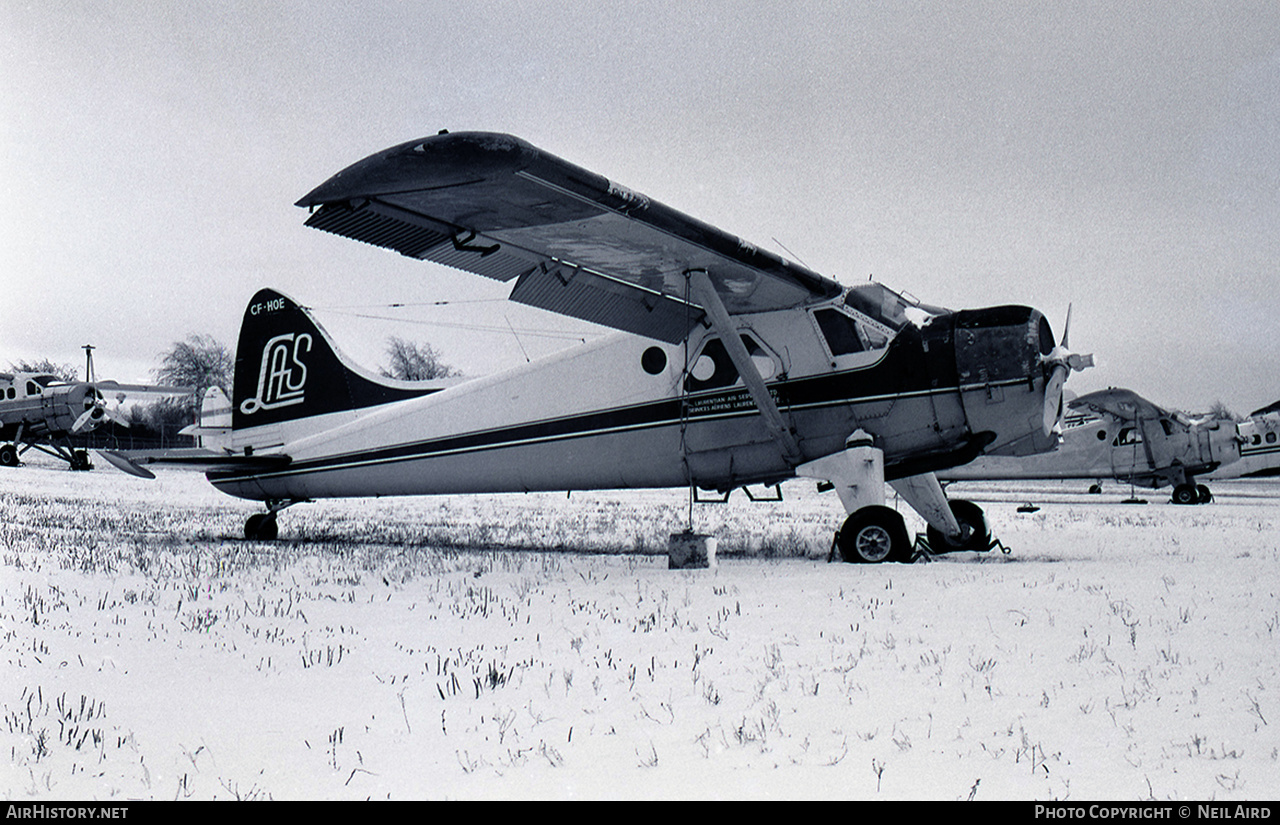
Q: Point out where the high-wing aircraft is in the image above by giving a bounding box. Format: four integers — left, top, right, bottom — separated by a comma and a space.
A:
938, 388, 1242, 503
100, 131, 1090, 562
0, 370, 190, 470
1207, 409, 1280, 481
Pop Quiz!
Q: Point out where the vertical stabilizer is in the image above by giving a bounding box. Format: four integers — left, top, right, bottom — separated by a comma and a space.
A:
231, 289, 442, 444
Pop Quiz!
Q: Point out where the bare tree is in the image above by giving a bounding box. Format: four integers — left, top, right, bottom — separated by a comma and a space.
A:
1207, 400, 1241, 422
152, 334, 233, 399
379, 335, 458, 381
8, 359, 79, 382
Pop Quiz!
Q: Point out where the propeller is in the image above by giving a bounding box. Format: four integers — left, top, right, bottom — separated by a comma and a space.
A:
1040, 305, 1094, 435
71, 386, 131, 434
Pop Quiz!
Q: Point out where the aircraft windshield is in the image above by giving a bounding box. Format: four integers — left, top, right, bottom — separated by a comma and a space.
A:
842, 283, 914, 331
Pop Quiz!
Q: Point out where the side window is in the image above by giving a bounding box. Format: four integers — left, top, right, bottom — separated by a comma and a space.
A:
814, 309, 864, 356
1268, 432, 1278, 444
26, 382, 41, 396
1253, 434, 1263, 445
1113, 427, 1141, 447
684, 334, 777, 392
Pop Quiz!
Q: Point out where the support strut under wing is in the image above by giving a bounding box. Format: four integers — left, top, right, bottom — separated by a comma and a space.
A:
686, 269, 804, 466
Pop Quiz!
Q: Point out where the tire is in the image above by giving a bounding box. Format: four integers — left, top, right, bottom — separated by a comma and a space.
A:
1196, 484, 1212, 504
925, 499, 991, 554
70, 450, 92, 471
1171, 484, 1198, 505
0, 444, 17, 467
1088, 483, 1102, 495
245, 513, 278, 541
837, 506, 910, 564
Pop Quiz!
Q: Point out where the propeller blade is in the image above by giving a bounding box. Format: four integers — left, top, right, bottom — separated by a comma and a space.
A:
1042, 365, 1067, 436
103, 406, 131, 428
72, 405, 105, 433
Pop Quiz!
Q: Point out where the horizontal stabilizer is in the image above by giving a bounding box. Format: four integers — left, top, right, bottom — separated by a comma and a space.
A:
97, 449, 291, 479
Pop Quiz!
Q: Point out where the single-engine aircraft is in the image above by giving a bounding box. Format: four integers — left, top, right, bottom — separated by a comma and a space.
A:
938, 388, 1243, 503
1207, 409, 1280, 481
100, 131, 1091, 562
1, 368, 191, 470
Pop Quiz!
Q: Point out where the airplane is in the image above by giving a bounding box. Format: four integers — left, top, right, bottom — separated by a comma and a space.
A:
1, 364, 191, 470
937, 388, 1243, 503
99, 130, 1091, 563
1207, 408, 1280, 480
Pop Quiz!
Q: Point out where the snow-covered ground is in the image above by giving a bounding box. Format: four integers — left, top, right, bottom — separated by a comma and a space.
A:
2, 453, 1277, 800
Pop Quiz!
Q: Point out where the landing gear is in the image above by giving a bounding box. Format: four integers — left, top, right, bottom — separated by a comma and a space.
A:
244, 513, 279, 541
925, 499, 992, 554
800, 430, 1005, 565
243, 498, 305, 540
1171, 483, 1213, 505
69, 450, 92, 471
837, 506, 911, 564
0, 444, 18, 467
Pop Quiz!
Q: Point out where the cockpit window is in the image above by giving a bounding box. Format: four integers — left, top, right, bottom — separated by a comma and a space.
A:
26, 381, 41, 396
842, 282, 913, 331
814, 309, 865, 355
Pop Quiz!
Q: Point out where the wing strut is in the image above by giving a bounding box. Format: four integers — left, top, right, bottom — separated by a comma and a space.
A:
686, 270, 804, 466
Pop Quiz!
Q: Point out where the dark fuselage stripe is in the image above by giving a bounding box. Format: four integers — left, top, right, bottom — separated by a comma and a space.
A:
210, 373, 1025, 487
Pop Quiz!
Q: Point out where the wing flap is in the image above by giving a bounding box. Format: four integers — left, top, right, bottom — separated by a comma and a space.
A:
509, 263, 698, 343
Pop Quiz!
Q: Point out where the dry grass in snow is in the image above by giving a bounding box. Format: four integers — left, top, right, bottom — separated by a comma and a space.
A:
1, 454, 1278, 800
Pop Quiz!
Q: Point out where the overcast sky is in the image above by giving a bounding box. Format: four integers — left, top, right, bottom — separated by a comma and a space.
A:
4, 1, 1278, 415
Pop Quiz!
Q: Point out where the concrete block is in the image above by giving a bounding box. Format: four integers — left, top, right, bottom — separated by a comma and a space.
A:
668, 531, 717, 569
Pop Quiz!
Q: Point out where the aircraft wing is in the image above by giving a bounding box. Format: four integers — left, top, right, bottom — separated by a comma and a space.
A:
1250, 399, 1280, 418
1068, 388, 1168, 422
296, 132, 844, 343
97, 449, 289, 480
93, 380, 193, 401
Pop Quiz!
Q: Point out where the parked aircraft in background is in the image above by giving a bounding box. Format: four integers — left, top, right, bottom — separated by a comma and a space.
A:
938, 388, 1243, 503
179, 387, 233, 450
100, 131, 1090, 563
1, 365, 190, 470
1207, 409, 1280, 481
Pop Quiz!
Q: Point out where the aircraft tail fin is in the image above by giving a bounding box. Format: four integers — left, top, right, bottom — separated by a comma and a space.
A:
231, 289, 445, 443
179, 386, 233, 448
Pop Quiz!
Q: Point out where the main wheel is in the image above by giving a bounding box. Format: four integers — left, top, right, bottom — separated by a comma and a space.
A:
1171, 484, 1198, 505
0, 444, 17, 467
245, 513, 278, 541
70, 450, 92, 471
925, 499, 991, 554
837, 506, 911, 564
1196, 484, 1212, 504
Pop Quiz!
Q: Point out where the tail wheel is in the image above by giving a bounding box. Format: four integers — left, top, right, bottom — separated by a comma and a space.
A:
837, 506, 910, 564
245, 513, 279, 541
1171, 484, 1198, 505
0, 444, 17, 467
926, 499, 991, 554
